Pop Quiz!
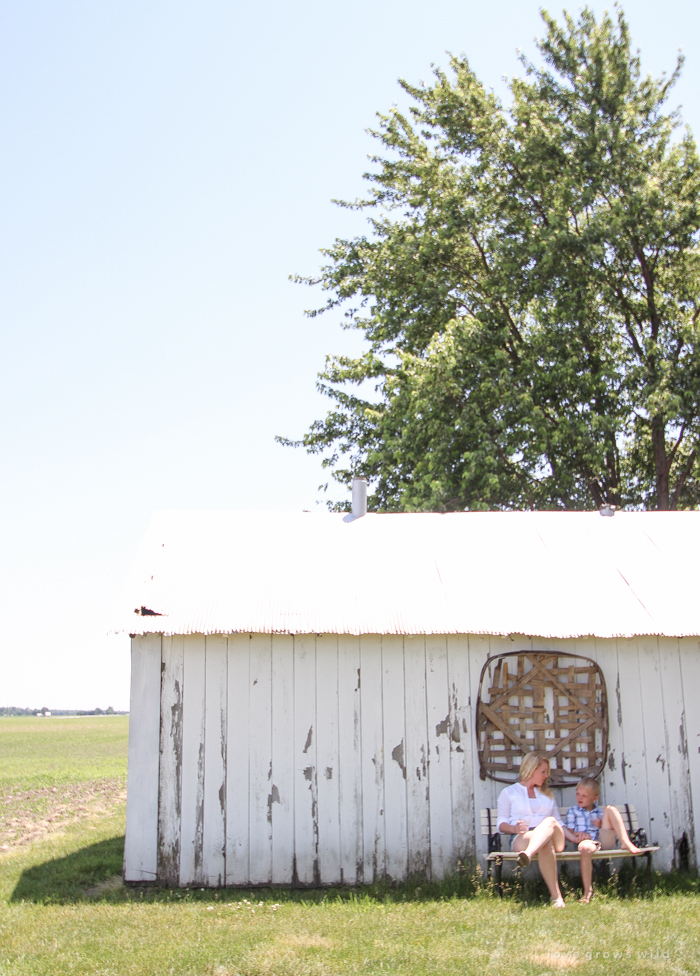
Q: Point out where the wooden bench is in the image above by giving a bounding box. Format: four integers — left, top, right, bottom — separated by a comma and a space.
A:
481, 805, 659, 895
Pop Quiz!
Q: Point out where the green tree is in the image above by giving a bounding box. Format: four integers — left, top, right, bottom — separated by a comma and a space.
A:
281, 6, 700, 511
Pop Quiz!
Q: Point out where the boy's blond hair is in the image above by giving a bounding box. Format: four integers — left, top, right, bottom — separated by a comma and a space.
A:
577, 776, 600, 797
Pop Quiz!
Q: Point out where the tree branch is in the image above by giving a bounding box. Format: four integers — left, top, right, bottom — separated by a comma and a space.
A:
669, 447, 697, 510
667, 424, 686, 467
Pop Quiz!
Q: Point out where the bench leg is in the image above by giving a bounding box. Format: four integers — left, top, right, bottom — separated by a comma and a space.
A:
593, 858, 610, 883
494, 857, 503, 898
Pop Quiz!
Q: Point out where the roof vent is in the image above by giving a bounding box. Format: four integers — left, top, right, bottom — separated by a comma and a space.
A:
343, 477, 367, 522
599, 504, 616, 517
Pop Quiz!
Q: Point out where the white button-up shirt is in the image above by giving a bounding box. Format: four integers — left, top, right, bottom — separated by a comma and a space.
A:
497, 781, 563, 832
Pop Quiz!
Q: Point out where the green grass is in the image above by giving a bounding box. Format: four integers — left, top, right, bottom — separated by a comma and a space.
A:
2, 715, 700, 974
0, 716, 129, 790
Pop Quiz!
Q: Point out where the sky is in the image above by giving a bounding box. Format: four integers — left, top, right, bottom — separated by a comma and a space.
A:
0, 0, 698, 711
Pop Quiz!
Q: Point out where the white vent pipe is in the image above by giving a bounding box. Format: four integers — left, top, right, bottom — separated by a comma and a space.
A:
352, 477, 367, 519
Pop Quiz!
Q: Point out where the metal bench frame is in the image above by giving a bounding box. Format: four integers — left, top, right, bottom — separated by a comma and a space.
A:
482, 804, 658, 896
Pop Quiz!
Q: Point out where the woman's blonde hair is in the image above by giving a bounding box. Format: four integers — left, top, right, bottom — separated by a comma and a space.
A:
518, 752, 554, 797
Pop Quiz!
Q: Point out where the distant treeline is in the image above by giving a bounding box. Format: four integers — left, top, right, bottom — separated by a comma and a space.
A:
0, 707, 128, 717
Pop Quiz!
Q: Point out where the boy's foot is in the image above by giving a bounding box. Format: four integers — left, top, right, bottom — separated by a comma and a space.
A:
551, 897, 566, 908
579, 890, 594, 904
516, 851, 530, 867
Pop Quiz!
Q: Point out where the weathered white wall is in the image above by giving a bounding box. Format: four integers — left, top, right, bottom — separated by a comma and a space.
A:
124, 632, 700, 885
123, 634, 161, 882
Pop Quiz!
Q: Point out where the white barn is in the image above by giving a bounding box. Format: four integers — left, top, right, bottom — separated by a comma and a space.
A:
121, 505, 700, 886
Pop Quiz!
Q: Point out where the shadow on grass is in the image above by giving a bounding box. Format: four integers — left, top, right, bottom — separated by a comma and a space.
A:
12, 836, 126, 904
11, 838, 700, 907
503, 860, 700, 905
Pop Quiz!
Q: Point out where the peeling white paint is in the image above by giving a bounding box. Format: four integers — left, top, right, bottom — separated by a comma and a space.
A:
126, 632, 699, 885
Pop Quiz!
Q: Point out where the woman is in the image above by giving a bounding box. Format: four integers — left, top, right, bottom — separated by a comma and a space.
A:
497, 753, 576, 907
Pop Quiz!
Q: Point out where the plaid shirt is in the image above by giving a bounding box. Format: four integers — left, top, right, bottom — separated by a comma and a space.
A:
565, 804, 604, 841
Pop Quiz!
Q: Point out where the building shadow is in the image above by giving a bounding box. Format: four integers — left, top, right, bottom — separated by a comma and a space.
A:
11, 836, 125, 904
13, 842, 687, 906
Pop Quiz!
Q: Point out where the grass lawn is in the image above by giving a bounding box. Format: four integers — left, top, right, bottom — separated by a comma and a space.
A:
1, 717, 700, 975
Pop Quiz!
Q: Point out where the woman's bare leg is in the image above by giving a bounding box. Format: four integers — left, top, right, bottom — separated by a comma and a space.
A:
578, 840, 597, 902
518, 817, 566, 860
537, 842, 564, 904
600, 806, 641, 854
513, 818, 566, 904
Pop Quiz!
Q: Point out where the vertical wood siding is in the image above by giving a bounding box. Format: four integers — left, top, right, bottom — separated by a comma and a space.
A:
248, 635, 272, 884
225, 634, 250, 884
338, 635, 363, 884
359, 634, 385, 882
448, 634, 475, 863
404, 635, 429, 878
203, 635, 227, 885
179, 634, 205, 886
124, 634, 161, 882
134, 633, 699, 885
157, 636, 184, 885
678, 639, 700, 867
382, 636, 408, 881
316, 635, 341, 884
271, 634, 295, 884
292, 635, 317, 884
426, 635, 452, 879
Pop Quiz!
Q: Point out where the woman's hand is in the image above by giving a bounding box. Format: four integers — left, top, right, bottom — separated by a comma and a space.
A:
515, 820, 529, 834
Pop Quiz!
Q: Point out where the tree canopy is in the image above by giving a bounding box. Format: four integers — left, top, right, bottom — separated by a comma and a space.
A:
280, 7, 700, 511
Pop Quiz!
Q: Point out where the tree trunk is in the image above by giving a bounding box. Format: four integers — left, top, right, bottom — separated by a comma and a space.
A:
651, 415, 670, 509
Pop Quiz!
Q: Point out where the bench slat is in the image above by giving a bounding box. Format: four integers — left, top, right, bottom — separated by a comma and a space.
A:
486, 847, 658, 862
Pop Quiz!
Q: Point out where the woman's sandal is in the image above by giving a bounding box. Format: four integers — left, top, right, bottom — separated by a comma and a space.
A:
551, 897, 566, 908
579, 890, 594, 904
516, 851, 530, 867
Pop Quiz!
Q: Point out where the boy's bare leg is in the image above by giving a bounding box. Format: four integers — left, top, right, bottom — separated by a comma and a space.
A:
600, 806, 642, 854
598, 828, 616, 850
577, 840, 597, 902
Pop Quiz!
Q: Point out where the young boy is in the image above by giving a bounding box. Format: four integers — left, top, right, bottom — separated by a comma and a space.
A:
565, 776, 642, 903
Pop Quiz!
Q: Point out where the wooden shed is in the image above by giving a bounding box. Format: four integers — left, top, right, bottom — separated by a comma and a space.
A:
122, 507, 700, 886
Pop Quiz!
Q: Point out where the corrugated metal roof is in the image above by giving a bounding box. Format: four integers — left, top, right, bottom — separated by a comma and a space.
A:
119, 509, 700, 639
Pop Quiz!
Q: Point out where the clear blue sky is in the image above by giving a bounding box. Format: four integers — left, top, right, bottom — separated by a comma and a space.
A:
1, 0, 697, 710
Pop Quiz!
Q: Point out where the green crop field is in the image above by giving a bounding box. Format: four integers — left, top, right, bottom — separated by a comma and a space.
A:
0, 716, 128, 851
0, 715, 129, 790
1, 716, 700, 975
